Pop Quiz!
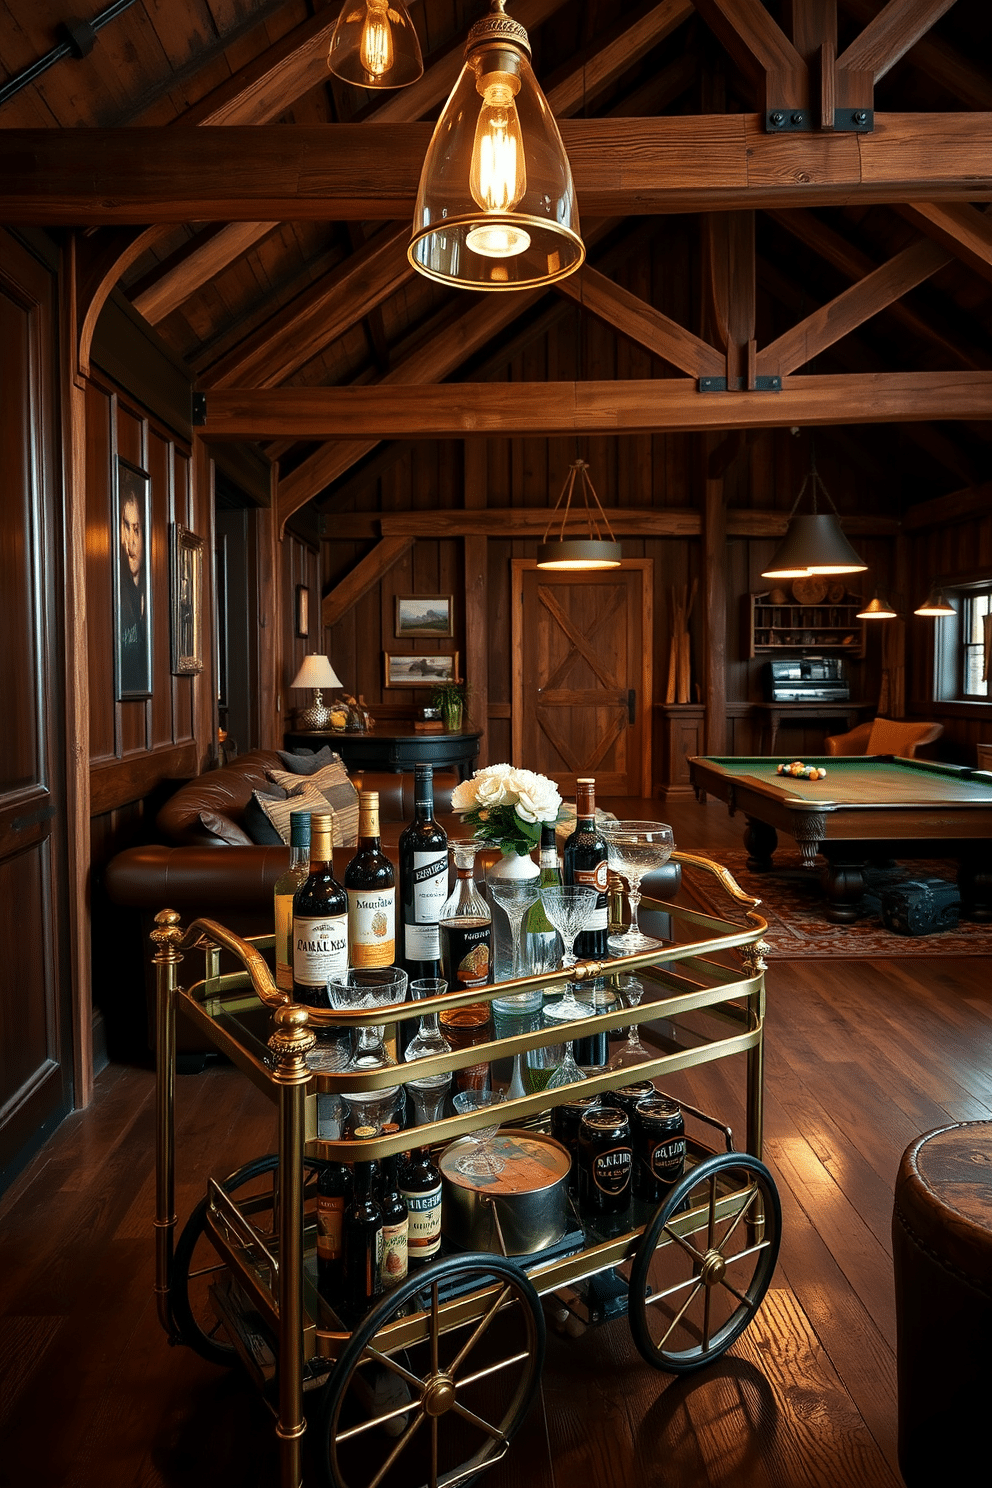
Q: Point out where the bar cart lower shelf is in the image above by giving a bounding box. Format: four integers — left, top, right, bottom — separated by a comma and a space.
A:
152, 850, 778, 1488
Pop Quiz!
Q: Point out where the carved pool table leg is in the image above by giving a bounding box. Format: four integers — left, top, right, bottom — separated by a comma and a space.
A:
744, 817, 777, 871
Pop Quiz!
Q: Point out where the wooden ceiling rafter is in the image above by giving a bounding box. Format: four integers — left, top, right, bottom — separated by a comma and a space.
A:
897, 201, 992, 284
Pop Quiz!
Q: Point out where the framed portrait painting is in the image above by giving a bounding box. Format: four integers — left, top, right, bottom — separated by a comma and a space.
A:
384, 652, 459, 689
114, 458, 152, 699
395, 595, 454, 638
170, 524, 204, 675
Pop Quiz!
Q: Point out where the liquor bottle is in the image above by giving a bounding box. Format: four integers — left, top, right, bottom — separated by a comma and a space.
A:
573, 978, 615, 1067
563, 777, 609, 959
523, 823, 563, 974
274, 810, 311, 993
398, 764, 449, 980
316, 1155, 353, 1302
345, 791, 396, 968
377, 1149, 409, 1290
400, 1147, 443, 1265
342, 1128, 384, 1312
439, 843, 493, 1092
292, 812, 348, 1008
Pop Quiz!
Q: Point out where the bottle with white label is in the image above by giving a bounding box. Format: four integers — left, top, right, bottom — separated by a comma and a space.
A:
398, 763, 448, 981
292, 811, 348, 1010
400, 1147, 443, 1265
345, 791, 396, 968
563, 778, 609, 959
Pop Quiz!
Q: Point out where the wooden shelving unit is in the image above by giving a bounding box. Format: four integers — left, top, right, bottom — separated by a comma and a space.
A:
748, 589, 866, 659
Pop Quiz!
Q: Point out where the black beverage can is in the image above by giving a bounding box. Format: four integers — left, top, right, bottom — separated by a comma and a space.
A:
550, 1094, 601, 1192
632, 1095, 686, 1202
578, 1107, 632, 1214
603, 1080, 655, 1124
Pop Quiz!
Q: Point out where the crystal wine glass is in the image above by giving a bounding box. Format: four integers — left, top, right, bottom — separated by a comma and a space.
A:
452, 1088, 507, 1177
601, 821, 675, 954
540, 886, 598, 970
486, 872, 543, 1014
545, 1039, 589, 1091
328, 966, 408, 1132
403, 977, 452, 1126
606, 975, 652, 1071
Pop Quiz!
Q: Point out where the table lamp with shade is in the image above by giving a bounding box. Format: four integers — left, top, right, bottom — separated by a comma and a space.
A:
290, 654, 342, 730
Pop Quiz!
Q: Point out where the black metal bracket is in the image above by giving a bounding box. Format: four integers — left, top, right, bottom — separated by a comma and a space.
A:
58, 19, 97, 58
698, 376, 782, 393
765, 109, 811, 132
833, 108, 874, 132
192, 391, 207, 426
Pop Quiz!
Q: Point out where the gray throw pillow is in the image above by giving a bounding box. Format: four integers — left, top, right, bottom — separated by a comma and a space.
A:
275, 746, 338, 775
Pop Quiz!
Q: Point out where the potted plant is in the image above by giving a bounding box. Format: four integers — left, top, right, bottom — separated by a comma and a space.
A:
432, 680, 469, 732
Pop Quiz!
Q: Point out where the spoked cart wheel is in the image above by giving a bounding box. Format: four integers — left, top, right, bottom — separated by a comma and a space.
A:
171, 1153, 319, 1366
629, 1151, 781, 1374
318, 1252, 546, 1488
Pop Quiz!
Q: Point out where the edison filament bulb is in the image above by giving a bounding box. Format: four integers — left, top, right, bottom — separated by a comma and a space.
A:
466, 64, 530, 258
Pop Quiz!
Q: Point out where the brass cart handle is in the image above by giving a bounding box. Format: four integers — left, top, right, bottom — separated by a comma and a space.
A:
670, 849, 765, 931
182, 916, 287, 1008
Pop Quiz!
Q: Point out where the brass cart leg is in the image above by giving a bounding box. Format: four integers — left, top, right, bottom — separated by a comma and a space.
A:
269, 1004, 316, 1488
151, 910, 185, 1340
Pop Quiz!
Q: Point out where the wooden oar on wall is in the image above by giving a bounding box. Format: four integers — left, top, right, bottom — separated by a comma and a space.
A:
666, 580, 697, 704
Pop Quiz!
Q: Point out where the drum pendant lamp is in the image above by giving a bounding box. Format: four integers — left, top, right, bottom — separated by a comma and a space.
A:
537, 459, 622, 571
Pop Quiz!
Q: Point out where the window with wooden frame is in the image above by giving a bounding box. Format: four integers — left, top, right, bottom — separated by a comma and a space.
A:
932, 580, 992, 703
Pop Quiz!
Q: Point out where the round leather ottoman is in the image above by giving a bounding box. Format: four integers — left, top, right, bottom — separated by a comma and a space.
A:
892, 1121, 992, 1485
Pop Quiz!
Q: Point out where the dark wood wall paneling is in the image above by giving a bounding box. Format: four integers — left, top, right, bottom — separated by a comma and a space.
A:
281, 529, 322, 714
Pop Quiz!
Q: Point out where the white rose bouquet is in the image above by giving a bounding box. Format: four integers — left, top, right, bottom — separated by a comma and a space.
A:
450, 764, 564, 857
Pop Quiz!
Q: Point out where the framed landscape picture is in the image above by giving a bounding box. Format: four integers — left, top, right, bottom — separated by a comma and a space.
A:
395, 595, 454, 638
384, 652, 459, 689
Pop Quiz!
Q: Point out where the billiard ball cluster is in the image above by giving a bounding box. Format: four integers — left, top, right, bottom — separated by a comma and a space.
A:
776, 761, 827, 780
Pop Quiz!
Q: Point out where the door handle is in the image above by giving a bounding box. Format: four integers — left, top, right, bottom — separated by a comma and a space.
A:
627, 689, 636, 724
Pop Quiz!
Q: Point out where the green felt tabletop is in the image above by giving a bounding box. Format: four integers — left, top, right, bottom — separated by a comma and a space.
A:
691, 755, 992, 807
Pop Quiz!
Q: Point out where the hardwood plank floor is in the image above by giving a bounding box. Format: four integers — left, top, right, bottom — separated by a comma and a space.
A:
2, 795, 989, 1487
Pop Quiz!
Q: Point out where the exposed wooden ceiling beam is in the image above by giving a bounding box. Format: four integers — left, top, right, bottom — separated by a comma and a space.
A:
766, 207, 989, 370
203, 372, 992, 441
323, 507, 900, 539
322, 537, 414, 627
841, 0, 992, 107
897, 202, 992, 285
901, 481, 992, 531
543, 0, 695, 115
131, 221, 280, 324
7, 115, 992, 222
835, 0, 958, 84
756, 235, 952, 376
693, 0, 808, 111
555, 266, 725, 379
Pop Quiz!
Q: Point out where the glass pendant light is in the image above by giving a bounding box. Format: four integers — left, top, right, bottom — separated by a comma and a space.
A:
408, 0, 584, 291
914, 584, 956, 617
762, 446, 867, 580
327, 0, 423, 89
536, 458, 622, 571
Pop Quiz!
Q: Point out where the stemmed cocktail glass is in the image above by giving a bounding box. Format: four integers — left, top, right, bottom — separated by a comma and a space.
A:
452, 1089, 507, 1177
403, 977, 453, 1126
539, 886, 597, 1025
601, 821, 675, 954
606, 975, 652, 1071
328, 966, 408, 1131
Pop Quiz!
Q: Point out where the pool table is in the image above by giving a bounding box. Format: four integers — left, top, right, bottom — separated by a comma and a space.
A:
688, 754, 992, 925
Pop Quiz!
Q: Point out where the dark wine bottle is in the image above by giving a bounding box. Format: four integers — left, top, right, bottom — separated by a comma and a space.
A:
399, 1147, 443, 1265
292, 812, 348, 1011
562, 778, 609, 959
398, 764, 449, 980
342, 1128, 384, 1313
345, 791, 396, 968
316, 1157, 353, 1303
377, 1150, 409, 1290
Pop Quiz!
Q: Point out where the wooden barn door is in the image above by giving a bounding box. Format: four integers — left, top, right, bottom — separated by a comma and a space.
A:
0, 231, 73, 1189
511, 559, 652, 797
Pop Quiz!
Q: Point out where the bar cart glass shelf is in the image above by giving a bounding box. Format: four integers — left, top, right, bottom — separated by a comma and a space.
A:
152, 850, 778, 1488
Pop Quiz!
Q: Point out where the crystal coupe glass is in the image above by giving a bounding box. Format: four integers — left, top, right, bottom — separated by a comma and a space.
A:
487, 873, 543, 1014
452, 1089, 507, 1177
601, 821, 674, 954
606, 975, 652, 1071
403, 976, 453, 1126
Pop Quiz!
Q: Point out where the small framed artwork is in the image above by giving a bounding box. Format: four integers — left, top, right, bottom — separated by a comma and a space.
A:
395, 594, 454, 639
114, 458, 153, 700
170, 523, 204, 675
296, 584, 310, 638
384, 652, 459, 689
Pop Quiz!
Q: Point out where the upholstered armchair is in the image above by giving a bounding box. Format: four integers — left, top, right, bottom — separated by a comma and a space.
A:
824, 717, 944, 758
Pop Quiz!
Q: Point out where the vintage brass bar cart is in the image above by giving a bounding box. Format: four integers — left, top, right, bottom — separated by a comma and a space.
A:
152, 852, 778, 1488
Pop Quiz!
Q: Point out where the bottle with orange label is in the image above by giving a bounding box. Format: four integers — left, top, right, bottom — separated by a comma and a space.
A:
563, 777, 609, 959
345, 791, 396, 968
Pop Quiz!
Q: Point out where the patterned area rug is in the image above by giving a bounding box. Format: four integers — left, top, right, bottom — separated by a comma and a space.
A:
678, 849, 992, 958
